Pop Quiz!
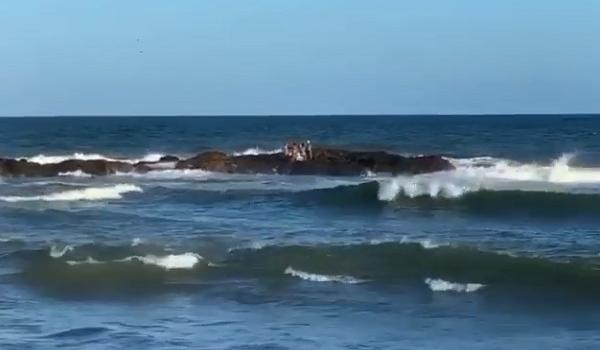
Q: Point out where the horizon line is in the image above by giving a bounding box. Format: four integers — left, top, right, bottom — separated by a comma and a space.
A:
1, 112, 600, 118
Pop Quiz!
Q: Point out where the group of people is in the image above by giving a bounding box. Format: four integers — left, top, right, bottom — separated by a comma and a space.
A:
284, 140, 312, 161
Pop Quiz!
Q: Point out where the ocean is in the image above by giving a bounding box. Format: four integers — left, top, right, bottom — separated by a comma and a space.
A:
1, 115, 600, 349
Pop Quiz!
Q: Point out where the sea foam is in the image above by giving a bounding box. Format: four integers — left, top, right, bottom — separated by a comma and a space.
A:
50, 245, 74, 258
232, 147, 281, 156
58, 170, 94, 178
21, 152, 164, 165
123, 253, 203, 270
0, 184, 142, 202
378, 153, 600, 200
425, 278, 485, 293
284, 266, 365, 284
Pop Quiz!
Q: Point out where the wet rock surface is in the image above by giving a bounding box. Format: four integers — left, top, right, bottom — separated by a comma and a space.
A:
0, 148, 453, 177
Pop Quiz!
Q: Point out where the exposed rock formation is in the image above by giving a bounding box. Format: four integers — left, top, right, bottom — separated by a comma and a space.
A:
0, 148, 453, 177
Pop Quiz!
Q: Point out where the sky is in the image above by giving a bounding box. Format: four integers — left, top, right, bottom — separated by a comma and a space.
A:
1, 1, 599, 116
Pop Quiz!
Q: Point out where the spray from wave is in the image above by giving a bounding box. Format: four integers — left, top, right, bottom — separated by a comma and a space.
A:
0, 184, 142, 202
60, 253, 204, 270
232, 147, 281, 156
378, 153, 600, 200
121, 253, 203, 270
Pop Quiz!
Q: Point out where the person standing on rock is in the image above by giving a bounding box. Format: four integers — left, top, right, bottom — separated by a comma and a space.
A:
306, 140, 312, 160
299, 143, 307, 161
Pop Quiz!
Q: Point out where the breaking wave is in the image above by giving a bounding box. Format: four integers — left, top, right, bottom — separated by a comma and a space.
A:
378, 153, 600, 200
50, 245, 74, 258
58, 170, 94, 178
121, 253, 204, 270
232, 147, 281, 156
115, 169, 214, 180
424, 278, 485, 293
284, 266, 365, 284
19, 153, 164, 165
0, 184, 142, 202
4, 241, 600, 296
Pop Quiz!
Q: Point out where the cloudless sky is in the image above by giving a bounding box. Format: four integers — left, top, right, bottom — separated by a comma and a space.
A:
1, 1, 599, 116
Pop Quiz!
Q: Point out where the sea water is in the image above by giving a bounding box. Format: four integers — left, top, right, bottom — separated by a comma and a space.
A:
1, 115, 600, 349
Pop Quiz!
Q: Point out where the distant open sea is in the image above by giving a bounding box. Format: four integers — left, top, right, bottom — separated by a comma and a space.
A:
2, 115, 600, 349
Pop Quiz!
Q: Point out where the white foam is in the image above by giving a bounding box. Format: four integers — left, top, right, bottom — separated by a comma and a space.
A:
20, 152, 165, 165
370, 237, 446, 249
284, 266, 365, 284
58, 170, 93, 178
378, 153, 600, 200
116, 169, 213, 179
232, 147, 281, 156
50, 245, 74, 258
425, 278, 485, 293
66, 257, 102, 265
0, 184, 142, 202
124, 252, 203, 270
417, 239, 442, 249
362, 169, 377, 178
131, 238, 143, 247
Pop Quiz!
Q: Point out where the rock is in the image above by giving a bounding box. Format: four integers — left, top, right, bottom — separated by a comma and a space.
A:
175, 147, 453, 176
0, 147, 453, 177
159, 155, 179, 162
175, 151, 232, 172
0, 158, 133, 177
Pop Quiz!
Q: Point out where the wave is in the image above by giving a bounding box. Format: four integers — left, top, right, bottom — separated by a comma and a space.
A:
232, 147, 281, 156
58, 170, 94, 178
63, 253, 203, 270
43, 327, 109, 339
50, 245, 74, 258
0, 184, 142, 202
291, 180, 600, 217
424, 278, 485, 293
369, 237, 447, 249
66, 257, 102, 265
115, 169, 213, 180
11, 241, 600, 297
284, 266, 365, 284
120, 253, 203, 270
378, 153, 600, 200
20, 152, 164, 165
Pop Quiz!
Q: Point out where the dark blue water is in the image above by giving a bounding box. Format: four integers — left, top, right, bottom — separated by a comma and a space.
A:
2, 115, 600, 349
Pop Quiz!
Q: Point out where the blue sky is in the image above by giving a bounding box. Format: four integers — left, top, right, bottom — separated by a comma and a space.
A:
1, 1, 599, 116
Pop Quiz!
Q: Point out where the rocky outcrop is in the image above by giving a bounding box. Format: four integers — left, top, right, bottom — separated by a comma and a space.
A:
0, 158, 134, 177
175, 148, 452, 176
0, 148, 453, 177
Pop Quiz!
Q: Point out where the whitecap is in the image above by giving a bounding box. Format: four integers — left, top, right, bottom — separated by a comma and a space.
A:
20, 152, 165, 165
284, 266, 365, 284
58, 170, 93, 178
116, 169, 213, 180
418, 239, 442, 249
66, 257, 102, 265
50, 245, 74, 258
378, 153, 600, 200
123, 252, 203, 270
0, 184, 142, 202
232, 147, 281, 156
425, 278, 485, 293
